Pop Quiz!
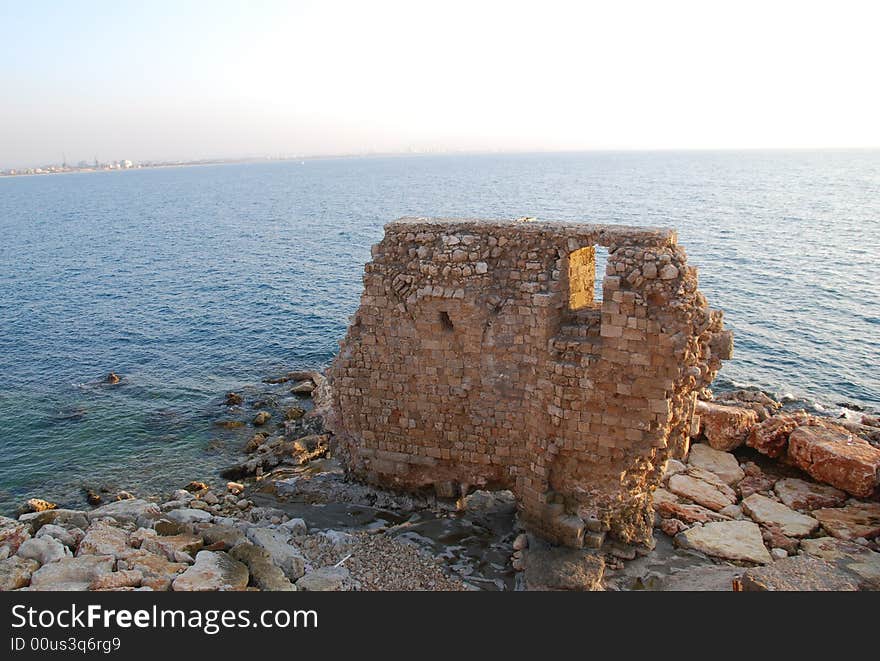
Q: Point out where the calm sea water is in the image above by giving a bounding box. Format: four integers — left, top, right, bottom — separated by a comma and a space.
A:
1, 151, 878, 512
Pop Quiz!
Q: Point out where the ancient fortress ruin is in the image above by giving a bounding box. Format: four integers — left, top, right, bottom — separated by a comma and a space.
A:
327, 217, 732, 548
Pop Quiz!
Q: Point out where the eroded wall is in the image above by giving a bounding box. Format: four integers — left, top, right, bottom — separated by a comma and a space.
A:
327, 217, 731, 547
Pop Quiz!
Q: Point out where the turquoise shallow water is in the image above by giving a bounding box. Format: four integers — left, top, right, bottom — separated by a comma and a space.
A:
0, 151, 878, 511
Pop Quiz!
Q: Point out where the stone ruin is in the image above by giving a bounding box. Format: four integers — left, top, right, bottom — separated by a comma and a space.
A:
326, 217, 733, 548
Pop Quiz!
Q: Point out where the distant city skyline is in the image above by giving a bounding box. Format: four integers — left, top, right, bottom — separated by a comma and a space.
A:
2, 1, 879, 169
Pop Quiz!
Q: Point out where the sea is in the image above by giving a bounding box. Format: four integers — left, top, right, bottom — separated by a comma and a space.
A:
0, 150, 878, 512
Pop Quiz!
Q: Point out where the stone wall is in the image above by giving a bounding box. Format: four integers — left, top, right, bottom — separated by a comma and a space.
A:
327, 217, 732, 548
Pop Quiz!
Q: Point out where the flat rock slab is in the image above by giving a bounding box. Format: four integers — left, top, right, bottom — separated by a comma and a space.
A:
28, 555, 115, 591
787, 425, 880, 498
172, 551, 248, 591
656, 501, 731, 524
800, 536, 880, 589
661, 565, 742, 591
524, 544, 605, 590
742, 494, 819, 537
668, 473, 736, 512
774, 477, 847, 511
813, 501, 880, 540
737, 555, 859, 591
688, 444, 745, 485
675, 520, 772, 565
141, 533, 204, 561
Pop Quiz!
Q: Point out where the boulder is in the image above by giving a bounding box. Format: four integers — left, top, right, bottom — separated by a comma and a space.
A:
118, 549, 188, 591
201, 524, 247, 550
165, 508, 213, 525
813, 501, 880, 540
522, 543, 605, 590
0, 516, 31, 554
90, 569, 143, 591
141, 534, 204, 561
35, 524, 82, 548
76, 522, 131, 559
661, 459, 688, 480
229, 543, 296, 591
88, 499, 160, 523
696, 400, 758, 451
28, 555, 115, 591
652, 488, 679, 507
675, 520, 772, 564
295, 566, 353, 592
171, 551, 249, 591
741, 494, 819, 537
687, 444, 745, 485
774, 477, 847, 511
245, 528, 306, 580
17, 537, 71, 564
667, 471, 736, 512
747, 412, 813, 458
279, 518, 308, 538
787, 426, 880, 498
800, 536, 880, 589
253, 411, 272, 426
0, 556, 40, 590
290, 380, 315, 395
737, 555, 859, 591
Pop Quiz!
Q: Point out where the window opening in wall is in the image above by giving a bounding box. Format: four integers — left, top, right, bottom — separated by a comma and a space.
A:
439, 310, 454, 332
568, 246, 597, 310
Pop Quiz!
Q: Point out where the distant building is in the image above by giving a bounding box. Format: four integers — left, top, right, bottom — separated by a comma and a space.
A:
121, 159, 133, 169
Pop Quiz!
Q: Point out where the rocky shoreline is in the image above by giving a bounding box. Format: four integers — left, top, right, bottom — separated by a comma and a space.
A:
1, 371, 878, 591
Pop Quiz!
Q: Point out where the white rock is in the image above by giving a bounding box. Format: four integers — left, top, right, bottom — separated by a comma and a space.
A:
742, 494, 819, 538
88, 499, 160, 522
246, 528, 306, 580
771, 548, 788, 560
28, 555, 115, 591
35, 524, 81, 548
687, 444, 745, 485
675, 520, 772, 564
165, 508, 213, 524
279, 518, 308, 537
17, 537, 71, 565
296, 566, 352, 591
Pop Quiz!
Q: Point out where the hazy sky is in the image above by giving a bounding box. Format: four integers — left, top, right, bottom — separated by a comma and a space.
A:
2, 1, 879, 167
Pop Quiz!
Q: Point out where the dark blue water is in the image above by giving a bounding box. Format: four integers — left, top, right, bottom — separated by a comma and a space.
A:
1, 152, 878, 511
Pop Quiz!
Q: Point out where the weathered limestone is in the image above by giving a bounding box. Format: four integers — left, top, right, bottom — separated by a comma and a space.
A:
687, 443, 744, 485
773, 478, 847, 511
675, 520, 772, 564
328, 218, 731, 547
695, 400, 758, 451
813, 501, 880, 540
787, 426, 880, 498
741, 494, 819, 538
171, 550, 248, 591
737, 555, 859, 591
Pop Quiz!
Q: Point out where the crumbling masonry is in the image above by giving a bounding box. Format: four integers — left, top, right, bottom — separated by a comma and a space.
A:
327, 218, 732, 548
